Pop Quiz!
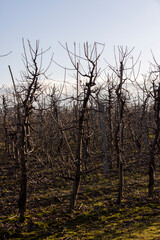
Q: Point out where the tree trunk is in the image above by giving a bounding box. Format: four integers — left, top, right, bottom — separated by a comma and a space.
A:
148, 151, 155, 198
108, 88, 113, 169
117, 160, 123, 205
99, 103, 108, 173
18, 127, 27, 222
69, 119, 83, 211
69, 159, 81, 210
148, 83, 160, 198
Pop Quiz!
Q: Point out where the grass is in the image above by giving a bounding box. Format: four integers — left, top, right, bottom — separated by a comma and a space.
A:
1, 157, 160, 239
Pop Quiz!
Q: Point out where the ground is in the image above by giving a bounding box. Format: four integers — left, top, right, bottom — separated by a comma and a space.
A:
1, 156, 160, 239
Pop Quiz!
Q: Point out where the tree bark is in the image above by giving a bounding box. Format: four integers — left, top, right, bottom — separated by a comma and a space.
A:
18, 126, 27, 223
148, 84, 160, 197
99, 103, 108, 173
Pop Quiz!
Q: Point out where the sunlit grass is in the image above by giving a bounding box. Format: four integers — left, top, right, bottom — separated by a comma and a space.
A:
1, 160, 160, 239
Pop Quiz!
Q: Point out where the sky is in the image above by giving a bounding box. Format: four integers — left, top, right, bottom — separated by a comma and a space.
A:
1, 0, 160, 89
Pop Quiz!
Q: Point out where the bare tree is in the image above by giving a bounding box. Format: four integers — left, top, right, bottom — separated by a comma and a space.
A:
107, 46, 140, 205
147, 56, 160, 197
59, 42, 105, 211
9, 40, 52, 222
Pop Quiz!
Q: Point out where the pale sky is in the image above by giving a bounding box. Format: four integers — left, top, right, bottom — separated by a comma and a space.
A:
1, 0, 160, 87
